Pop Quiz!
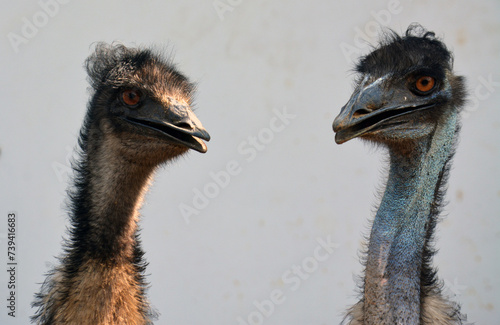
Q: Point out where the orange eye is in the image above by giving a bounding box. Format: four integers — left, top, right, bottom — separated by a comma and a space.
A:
415, 76, 435, 93
122, 89, 142, 106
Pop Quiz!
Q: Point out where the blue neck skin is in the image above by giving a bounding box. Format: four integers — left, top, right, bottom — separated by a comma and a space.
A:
363, 111, 458, 323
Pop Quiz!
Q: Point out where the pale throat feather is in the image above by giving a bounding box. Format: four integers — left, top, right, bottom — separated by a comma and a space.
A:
86, 132, 156, 259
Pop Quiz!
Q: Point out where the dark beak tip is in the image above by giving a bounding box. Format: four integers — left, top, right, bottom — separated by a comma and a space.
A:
189, 127, 210, 142
334, 134, 343, 145
335, 138, 347, 145
333, 130, 353, 145
332, 120, 347, 137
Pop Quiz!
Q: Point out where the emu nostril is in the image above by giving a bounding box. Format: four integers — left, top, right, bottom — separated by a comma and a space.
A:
353, 103, 383, 118
353, 107, 373, 118
173, 118, 195, 130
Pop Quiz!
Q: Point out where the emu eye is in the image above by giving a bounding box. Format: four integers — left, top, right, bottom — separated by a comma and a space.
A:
414, 76, 436, 94
122, 89, 142, 106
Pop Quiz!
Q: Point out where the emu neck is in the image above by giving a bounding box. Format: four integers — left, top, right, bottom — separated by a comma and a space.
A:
79, 129, 155, 262
34, 120, 160, 325
363, 113, 458, 324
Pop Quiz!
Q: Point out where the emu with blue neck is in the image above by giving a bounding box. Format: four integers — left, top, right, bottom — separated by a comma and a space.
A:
333, 26, 467, 324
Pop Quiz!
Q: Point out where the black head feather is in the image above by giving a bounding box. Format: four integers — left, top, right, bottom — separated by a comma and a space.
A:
85, 43, 195, 105
356, 24, 453, 79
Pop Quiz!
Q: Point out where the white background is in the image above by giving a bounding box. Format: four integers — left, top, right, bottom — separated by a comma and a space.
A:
1, 1, 499, 324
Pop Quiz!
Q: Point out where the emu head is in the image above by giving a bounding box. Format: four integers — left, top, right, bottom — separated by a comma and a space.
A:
84, 43, 210, 164
333, 26, 466, 146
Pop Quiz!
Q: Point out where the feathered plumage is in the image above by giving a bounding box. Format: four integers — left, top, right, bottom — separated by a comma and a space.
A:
32, 43, 209, 325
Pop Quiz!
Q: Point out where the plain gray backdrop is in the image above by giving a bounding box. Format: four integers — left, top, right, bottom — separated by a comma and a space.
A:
1, 0, 499, 324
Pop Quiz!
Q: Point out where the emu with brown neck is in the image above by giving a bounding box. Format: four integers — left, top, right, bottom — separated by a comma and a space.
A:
33, 44, 210, 325
333, 27, 467, 324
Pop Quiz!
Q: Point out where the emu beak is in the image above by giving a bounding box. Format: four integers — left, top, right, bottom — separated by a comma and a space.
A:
332, 75, 435, 144
123, 100, 210, 153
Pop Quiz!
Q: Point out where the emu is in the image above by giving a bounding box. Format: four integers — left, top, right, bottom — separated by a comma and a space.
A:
332, 26, 467, 324
32, 43, 210, 324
